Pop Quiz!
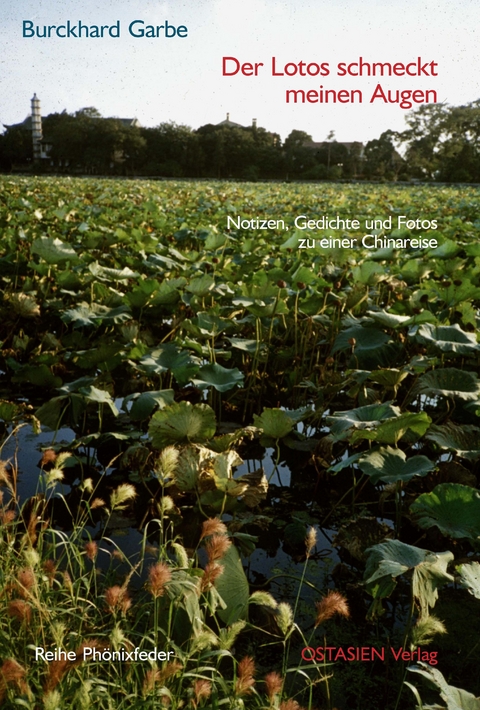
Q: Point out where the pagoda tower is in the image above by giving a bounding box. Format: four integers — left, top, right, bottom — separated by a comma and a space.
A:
31, 93, 42, 161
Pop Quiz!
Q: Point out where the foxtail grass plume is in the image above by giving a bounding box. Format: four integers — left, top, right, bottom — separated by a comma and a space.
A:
410, 615, 447, 648
143, 669, 161, 695
264, 671, 283, 702
43, 559, 57, 586
105, 585, 132, 614
43, 691, 62, 710
219, 620, 246, 651
44, 661, 70, 693
279, 701, 305, 710
235, 656, 255, 696
249, 591, 278, 609
16, 567, 35, 597
157, 661, 183, 685
276, 602, 294, 636
0, 509, 16, 524
157, 445, 180, 480
23, 547, 40, 568
111, 624, 133, 652
109, 483, 137, 511
147, 562, 172, 597
85, 540, 98, 561
200, 517, 227, 541
8, 600, 31, 624
0, 659, 28, 703
0, 461, 14, 493
192, 679, 212, 707
142, 663, 182, 696
200, 562, 224, 592
63, 570, 73, 593
171, 541, 189, 568
305, 526, 317, 557
43, 641, 101, 694
204, 534, 231, 562
314, 590, 350, 628
189, 630, 219, 654
40, 449, 57, 468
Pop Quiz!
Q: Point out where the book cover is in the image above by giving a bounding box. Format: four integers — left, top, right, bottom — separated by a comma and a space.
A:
1, 1, 480, 709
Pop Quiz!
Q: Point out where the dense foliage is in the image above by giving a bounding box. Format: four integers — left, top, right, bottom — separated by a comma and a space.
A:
1, 177, 480, 708
2, 100, 480, 180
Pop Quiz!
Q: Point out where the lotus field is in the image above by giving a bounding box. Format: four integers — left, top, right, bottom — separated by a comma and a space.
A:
1, 176, 480, 709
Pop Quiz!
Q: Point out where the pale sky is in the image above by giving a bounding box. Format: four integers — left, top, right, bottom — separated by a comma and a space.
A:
1, 0, 479, 143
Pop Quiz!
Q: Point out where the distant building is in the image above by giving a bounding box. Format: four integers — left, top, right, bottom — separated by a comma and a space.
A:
3, 94, 141, 165
3, 94, 51, 161
216, 113, 258, 129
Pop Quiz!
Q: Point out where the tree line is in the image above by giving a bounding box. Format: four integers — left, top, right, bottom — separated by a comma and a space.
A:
1, 101, 480, 181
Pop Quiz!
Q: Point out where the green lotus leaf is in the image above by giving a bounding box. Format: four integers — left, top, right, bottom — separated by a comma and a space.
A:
123, 390, 175, 421
61, 303, 131, 328
31, 236, 78, 264
186, 274, 215, 296
215, 544, 250, 624
358, 446, 435, 484
149, 281, 182, 306
368, 368, 410, 388
191, 312, 236, 337
364, 539, 453, 617
88, 262, 139, 282
245, 299, 289, 318
138, 344, 200, 386
0, 401, 20, 423
426, 423, 480, 460
328, 452, 363, 474
36, 395, 68, 429
191, 363, 244, 392
12, 364, 62, 389
61, 303, 103, 328
415, 323, 480, 354
227, 338, 261, 353
428, 239, 460, 259
410, 483, 480, 540
408, 662, 480, 710
367, 309, 435, 328
350, 411, 432, 445
416, 368, 480, 400
253, 408, 294, 439
332, 325, 390, 354
78, 385, 118, 415
290, 264, 316, 285
351, 261, 386, 285
327, 402, 400, 440
36, 393, 87, 430
149, 402, 216, 448
457, 562, 480, 600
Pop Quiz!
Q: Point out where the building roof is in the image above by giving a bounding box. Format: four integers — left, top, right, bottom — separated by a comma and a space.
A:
114, 118, 141, 128
3, 115, 42, 131
216, 113, 244, 128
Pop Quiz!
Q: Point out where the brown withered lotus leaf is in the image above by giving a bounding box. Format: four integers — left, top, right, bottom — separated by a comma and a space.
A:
238, 468, 268, 507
